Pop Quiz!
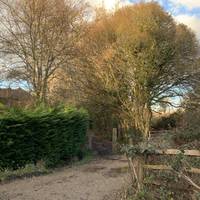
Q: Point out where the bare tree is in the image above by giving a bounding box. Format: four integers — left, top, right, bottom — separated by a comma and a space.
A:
0, 0, 87, 103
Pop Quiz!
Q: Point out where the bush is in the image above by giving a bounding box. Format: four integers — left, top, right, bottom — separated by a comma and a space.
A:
0, 106, 89, 169
173, 130, 200, 145
151, 112, 180, 130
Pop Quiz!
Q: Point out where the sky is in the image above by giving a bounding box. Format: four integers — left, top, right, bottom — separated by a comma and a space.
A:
88, 0, 200, 40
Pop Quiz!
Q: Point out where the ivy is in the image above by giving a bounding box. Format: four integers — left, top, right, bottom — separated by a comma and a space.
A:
121, 143, 158, 158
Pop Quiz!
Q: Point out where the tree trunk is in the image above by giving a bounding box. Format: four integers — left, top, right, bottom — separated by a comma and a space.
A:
34, 79, 48, 105
134, 102, 152, 142
143, 103, 152, 141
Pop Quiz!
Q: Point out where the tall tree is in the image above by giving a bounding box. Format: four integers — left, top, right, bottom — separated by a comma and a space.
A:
81, 2, 198, 140
0, 0, 86, 103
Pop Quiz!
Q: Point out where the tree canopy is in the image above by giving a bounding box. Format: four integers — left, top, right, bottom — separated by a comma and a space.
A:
0, 0, 87, 103
80, 2, 198, 140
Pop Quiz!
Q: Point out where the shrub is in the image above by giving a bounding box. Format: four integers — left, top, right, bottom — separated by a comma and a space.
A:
173, 130, 200, 145
151, 112, 181, 130
0, 106, 89, 169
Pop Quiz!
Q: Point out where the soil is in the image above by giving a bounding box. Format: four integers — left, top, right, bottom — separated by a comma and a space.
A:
0, 156, 129, 200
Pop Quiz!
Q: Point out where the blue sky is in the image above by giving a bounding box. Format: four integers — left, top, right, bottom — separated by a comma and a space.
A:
90, 0, 200, 40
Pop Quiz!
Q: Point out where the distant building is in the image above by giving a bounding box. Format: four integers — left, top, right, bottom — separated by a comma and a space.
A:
0, 88, 32, 107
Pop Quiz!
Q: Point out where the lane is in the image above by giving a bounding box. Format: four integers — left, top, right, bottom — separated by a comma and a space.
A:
0, 157, 129, 200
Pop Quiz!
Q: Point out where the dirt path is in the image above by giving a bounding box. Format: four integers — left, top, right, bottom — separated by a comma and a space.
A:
0, 156, 129, 200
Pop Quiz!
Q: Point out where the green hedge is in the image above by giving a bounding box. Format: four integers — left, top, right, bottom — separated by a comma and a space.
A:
0, 107, 89, 169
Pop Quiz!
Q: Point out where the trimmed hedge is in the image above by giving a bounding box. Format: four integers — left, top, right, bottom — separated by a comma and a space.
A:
0, 107, 89, 169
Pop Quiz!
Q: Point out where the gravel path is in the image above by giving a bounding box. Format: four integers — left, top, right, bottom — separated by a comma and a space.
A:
0, 156, 129, 200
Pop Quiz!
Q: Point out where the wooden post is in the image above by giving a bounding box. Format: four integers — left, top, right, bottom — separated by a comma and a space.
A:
135, 157, 144, 190
129, 157, 144, 191
138, 158, 144, 187
112, 128, 118, 153
88, 131, 93, 150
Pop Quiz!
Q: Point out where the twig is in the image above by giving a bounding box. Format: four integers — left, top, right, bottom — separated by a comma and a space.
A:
173, 170, 200, 191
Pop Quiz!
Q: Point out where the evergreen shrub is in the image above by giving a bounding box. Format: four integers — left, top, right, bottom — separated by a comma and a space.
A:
0, 106, 89, 169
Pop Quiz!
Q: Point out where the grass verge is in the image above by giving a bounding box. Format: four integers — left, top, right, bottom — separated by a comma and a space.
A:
0, 164, 50, 183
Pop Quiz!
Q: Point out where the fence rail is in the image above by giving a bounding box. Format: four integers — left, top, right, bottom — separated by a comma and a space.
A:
156, 149, 200, 157
143, 149, 200, 175
128, 148, 200, 192
144, 164, 200, 174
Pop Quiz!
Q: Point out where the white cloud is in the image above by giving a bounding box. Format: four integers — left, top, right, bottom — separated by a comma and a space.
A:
170, 0, 200, 10
175, 14, 200, 39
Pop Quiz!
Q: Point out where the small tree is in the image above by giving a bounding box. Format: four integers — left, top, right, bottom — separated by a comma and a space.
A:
0, 0, 86, 104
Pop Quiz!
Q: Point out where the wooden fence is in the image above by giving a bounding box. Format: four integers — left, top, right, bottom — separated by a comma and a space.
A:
144, 149, 200, 174
130, 149, 200, 191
